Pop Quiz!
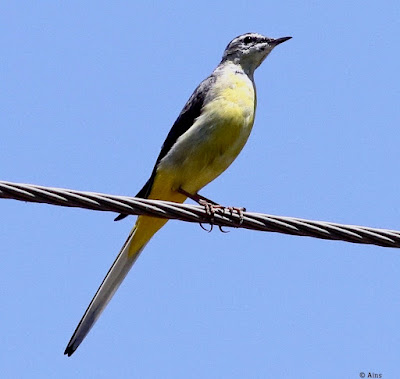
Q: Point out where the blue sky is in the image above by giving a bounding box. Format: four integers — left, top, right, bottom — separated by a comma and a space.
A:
1, 1, 399, 378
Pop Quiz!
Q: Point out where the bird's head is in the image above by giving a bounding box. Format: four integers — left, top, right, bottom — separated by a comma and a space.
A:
221, 33, 291, 74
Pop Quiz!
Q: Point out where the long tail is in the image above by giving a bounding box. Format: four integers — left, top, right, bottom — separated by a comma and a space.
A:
64, 215, 168, 356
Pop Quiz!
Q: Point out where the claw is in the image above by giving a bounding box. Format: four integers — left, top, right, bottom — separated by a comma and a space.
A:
218, 225, 230, 233
200, 223, 214, 233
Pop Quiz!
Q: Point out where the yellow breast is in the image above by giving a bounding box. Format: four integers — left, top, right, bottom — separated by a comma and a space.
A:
197, 68, 256, 163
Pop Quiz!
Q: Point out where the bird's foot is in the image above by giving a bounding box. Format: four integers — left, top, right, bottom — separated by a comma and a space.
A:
178, 188, 245, 232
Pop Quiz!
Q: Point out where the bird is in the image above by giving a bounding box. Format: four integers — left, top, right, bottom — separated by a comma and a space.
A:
64, 32, 291, 356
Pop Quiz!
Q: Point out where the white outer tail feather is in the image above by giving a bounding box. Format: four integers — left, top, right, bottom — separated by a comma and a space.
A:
64, 227, 146, 356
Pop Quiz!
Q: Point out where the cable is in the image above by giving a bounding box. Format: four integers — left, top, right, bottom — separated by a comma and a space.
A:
1, 180, 399, 248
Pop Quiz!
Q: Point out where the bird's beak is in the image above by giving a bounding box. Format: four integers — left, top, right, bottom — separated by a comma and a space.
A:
270, 36, 292, 46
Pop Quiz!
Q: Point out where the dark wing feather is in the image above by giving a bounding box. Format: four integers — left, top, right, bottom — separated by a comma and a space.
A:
114, 74, 216, 221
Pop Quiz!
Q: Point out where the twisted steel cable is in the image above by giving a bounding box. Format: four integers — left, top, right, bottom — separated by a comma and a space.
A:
0, 180, 399, 248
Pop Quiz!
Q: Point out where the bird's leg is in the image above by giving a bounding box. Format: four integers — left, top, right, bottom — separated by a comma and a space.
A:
178, 187, 222, 217
178, 188, 246, 230
178, 188, 218, 206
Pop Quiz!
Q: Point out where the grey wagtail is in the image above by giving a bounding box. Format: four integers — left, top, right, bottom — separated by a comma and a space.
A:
65, 32, 291, 356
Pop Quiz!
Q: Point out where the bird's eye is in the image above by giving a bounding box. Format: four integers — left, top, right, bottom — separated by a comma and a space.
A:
243, 36, 254, 44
